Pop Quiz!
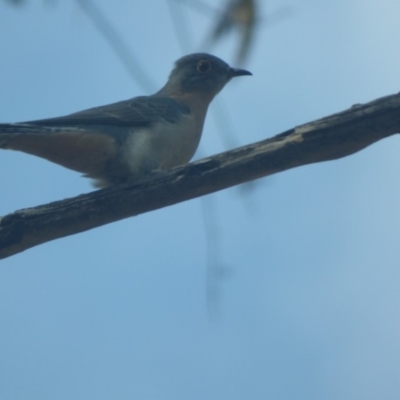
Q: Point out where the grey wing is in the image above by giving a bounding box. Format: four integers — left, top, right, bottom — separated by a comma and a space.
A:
23, 95, 191, 128
0, 96, 190, 180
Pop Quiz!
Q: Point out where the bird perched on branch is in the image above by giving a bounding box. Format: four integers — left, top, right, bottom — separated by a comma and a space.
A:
0, 53, 251, 187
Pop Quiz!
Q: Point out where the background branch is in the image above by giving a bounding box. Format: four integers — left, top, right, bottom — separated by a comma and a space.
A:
1, 92, 399, 260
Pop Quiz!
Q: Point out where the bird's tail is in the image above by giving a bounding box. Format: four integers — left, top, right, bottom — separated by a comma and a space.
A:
0, 123, 56, 148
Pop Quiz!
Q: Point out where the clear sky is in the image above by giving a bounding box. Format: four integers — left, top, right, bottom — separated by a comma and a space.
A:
1, 1, 400, 399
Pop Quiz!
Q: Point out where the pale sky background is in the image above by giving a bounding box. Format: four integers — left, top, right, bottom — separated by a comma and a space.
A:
1, 1, 400, 399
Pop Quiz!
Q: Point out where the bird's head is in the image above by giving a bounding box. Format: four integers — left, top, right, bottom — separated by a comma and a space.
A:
159, 53, 252, 100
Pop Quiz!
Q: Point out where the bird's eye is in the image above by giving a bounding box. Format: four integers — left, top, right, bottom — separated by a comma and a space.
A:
197, 60, 211, 73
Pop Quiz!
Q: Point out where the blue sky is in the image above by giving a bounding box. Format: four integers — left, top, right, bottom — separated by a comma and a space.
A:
1, 1, 400, 399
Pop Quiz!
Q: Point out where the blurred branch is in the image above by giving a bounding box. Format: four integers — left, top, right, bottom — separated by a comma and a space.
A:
173, 0, 218, 17
206, 0, 257, 65
76, 0, 155, 92
1, 92, 400, 259
166, 0, 194, 52
4, 0, 26, 6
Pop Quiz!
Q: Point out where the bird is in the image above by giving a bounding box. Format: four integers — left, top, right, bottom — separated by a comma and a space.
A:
0, 53, 251, 188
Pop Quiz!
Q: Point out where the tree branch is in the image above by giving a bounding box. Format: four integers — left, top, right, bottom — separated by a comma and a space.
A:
1, 92, 400, 260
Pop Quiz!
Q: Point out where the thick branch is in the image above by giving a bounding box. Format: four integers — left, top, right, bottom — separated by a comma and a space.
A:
1, 92, 400, 259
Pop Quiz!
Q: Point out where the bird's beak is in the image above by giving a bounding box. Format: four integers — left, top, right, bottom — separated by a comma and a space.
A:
228, 67, 252, 78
